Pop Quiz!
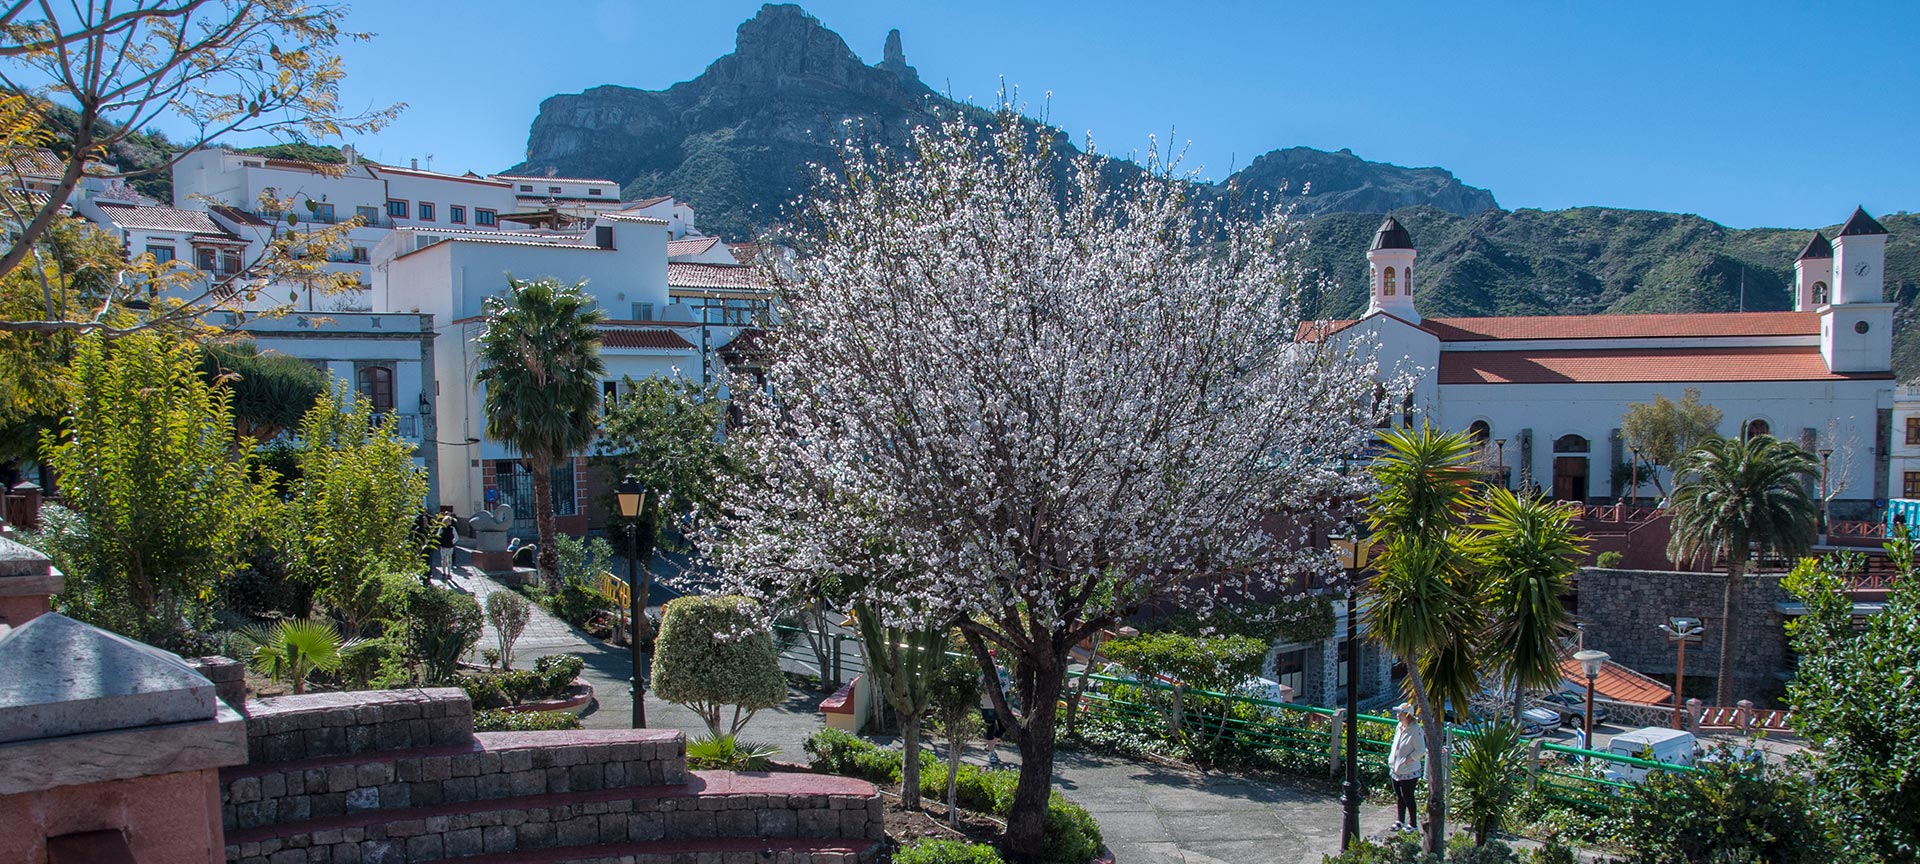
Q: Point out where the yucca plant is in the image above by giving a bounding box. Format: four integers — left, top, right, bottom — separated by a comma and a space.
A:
1450, 720, 1527, 847
685, 733, 781, 771
235, 618, 365, 695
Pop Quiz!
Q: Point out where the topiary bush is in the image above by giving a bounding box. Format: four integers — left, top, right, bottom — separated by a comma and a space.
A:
894, 839, 1006, 864
1594, 551, 1624, 569
650, 595, 785, 736
409, 585, 483, 684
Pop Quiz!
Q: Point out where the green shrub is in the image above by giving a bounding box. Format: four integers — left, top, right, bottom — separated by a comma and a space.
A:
1618, 751, 1830, 864
686, 733, 781, 770
535, 653, 586, 692
1594, 551, 1624, 569
894, 839, 1006, 864
408, 585, 483, 684
1042, 794, 1103, 864
473, 709, 582, 732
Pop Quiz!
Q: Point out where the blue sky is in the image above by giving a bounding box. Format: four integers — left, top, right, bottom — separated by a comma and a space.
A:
194, 1, 1917, 229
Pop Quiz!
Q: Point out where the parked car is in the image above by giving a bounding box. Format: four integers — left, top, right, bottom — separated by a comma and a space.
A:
1535, 689, 1610, 724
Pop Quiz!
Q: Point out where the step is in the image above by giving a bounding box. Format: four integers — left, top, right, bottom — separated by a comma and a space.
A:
224, 771, 883, 864
223, 729, 686, 831
447, 837, 877, 864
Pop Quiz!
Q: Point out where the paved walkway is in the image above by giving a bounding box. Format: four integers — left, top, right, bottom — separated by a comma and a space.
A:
447, 567, 1399, 863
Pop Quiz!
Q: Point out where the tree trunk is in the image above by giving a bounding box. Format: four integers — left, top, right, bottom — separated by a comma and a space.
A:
901, 715, 924, 809
1406, 669, 1448, 854
1005, 666, 1066, 864
1715, 559, 1744, 707
946, 736, 963, 827
530, 455, 561, 592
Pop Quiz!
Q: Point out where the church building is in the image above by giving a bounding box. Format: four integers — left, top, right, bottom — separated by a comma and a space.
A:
1304, 209, 1899, 518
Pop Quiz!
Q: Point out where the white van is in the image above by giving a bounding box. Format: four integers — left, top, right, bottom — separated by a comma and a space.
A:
1604, 727, 1698, 783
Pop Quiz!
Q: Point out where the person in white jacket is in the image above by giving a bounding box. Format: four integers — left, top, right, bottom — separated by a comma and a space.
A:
1388, 703, 1426, 833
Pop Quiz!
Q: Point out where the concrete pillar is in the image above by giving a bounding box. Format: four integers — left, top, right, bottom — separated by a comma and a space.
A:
0, 536, 60, 630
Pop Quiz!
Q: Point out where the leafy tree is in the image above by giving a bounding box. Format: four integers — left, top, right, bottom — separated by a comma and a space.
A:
475, 277, 605, 590
285, 387, 429, 636
41, 332, 271, 641
235, 617, 364, 695
0, 1, 401, 317
712, 102, 1377, 862
927, 653, 984, 827
1102, 632, 1266, 744
1784, 539, 1920, 862
0, 217, 124, 460
1666, 434, 1816, 705
650, 595, 786, 736
1364, 425, 1482, 853
486, 590, 532, 671
201, 340, 327, 441
1619, 389, 1723, 497
1469, 488, 1584, 722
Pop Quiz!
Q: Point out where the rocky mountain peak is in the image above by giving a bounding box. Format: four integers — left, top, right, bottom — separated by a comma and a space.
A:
708, 4, 872, 89
878, 28, 917, 81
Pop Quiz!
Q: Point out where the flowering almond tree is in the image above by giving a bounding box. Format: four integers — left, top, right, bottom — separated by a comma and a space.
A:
714, 103, 1378, 861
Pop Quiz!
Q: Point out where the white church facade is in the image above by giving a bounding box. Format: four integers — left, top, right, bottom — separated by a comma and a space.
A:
1307, 209, 1900, 518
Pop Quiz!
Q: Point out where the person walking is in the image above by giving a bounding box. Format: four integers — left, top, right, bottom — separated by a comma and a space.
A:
1388, 702, 1426, 834
979, 667, 1006, 767
436, 513, 458, 583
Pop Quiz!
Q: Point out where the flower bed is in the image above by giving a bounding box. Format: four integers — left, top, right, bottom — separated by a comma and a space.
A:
457, 654, 592, 713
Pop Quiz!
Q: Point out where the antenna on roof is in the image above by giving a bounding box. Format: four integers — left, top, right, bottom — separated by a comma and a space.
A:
425, 153, 435, 172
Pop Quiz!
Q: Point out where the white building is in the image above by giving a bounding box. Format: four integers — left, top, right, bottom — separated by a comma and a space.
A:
1894, 384, 1920, 504
485, 173, 624, 220
1307, 210, 1900, 517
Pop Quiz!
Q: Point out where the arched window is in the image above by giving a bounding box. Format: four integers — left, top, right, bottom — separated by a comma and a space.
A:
1382, 267, 1396, 296
1467, 420, 1491, 448
1812, 282, 1829, 305
1743, 418, 1771, 440
1402, 267, 1412, 294
1553, 434, 1589, 453
356, 364, 394, 413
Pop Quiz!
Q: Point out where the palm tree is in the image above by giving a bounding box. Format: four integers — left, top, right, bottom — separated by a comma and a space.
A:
235, 618, 364, 695
476, 277, 607, 590
1364, 424, 1483, 853
1667, 434, 1816, 706
1471, 487, 1586, 724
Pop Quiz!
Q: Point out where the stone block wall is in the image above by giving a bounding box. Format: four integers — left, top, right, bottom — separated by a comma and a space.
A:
243, 688, 473, 764
224, 730, 686, 830
1576, 567, 1794, 704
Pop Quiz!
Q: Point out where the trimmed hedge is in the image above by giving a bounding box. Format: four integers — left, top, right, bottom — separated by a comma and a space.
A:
803, 729, 1102, 864
458, 654, 587, 710
473, 709, 583, 732
895, 839, 1007, 864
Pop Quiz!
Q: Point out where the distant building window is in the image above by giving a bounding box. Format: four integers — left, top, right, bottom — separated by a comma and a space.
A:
356, 205, 379, 225
1907, 471, 1920, 498
311, 202, 336, 223
548, 185, 562, 194
449, 205, 466, 224
351, 246, 370, 264
418, 202, 435, 221
475, 208, 496, 227
1743, 418, 1771, 440
1402, 267, 1411, 294
631, 302, 654, 321
1467, 420, 1491, 448
602, 380, 619, 409
519, 184, 533, 192
1906, 417, 1920, 445
588, 188, 603, 196
1382, 267, 1396, 296
196, 247, 217, 271
146, 244, 175, 263
386, 199, 408, 218
220, 251, 241, 274
1813, 281, 1829, 305
356, 364, 394, 412
1553, 434, 1589, 453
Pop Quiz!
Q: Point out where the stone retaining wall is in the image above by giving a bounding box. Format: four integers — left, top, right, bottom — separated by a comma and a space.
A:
243, 689, 473, 764
226, 774, 885, 864
224, 730, 687, 830
1576, 567, 1793, 703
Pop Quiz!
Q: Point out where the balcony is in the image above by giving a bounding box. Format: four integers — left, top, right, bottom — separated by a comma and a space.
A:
369, 412, 420, 439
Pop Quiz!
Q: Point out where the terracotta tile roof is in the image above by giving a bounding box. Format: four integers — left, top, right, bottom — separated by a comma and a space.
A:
1560, 654, 1673, 706
1296, 318, 1359, 342
624, 195, 674, 210
93, 202, 243, 241
719, 328, 773, 358
4, 148, 67, 179
727, 242, 766, 265
666, 236, 721, 258
600, 328, 695, 350
209, 205, 271, 227
668, 262, 772, 290
1421, 311, 1820, 341
1438, 345, 1890, 385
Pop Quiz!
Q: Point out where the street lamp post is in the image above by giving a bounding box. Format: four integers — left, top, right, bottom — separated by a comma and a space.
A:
1331, 534, 1372, 852
1573, 649, 1610, 742
1658, 617, 1703, 730
616, 477, 651, 729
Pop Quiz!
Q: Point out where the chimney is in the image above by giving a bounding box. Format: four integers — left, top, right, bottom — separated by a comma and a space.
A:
342, 144, 358, 167
411, 158, 419, 170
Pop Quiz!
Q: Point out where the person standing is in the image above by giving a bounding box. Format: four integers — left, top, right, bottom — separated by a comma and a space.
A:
1388, 702, 1426, 834
436, 512, 458, 583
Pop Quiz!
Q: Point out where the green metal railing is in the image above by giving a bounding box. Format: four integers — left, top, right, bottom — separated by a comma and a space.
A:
772, 623, 1688, 811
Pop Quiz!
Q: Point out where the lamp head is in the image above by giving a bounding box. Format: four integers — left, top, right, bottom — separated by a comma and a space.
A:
616, 476, 646, 518
1573, 648, 1609, 680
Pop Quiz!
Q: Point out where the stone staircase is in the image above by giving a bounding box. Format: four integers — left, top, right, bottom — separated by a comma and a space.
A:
221, 689, 881, 864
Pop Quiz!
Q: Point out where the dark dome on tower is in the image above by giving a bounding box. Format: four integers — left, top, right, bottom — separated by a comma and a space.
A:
1370, 216, 1414, 251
